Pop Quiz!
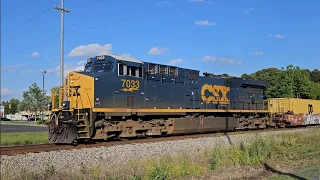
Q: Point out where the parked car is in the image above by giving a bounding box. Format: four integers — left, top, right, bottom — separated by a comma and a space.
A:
0, 117, 11, 121
27, 117, 41, 121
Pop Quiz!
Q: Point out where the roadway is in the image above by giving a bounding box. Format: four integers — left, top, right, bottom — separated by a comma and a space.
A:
0, 124, 48, 133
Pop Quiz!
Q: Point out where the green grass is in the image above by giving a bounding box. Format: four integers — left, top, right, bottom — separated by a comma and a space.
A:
2, 128, 320, 180
0, 120, 48, 126
268, 164, 320, 180
0, 132, 48, 146
35, 120, 50, 125
142, 153, 205, 179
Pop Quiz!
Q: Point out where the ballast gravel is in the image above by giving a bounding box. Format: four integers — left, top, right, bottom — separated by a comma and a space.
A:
0, 128, 313, 177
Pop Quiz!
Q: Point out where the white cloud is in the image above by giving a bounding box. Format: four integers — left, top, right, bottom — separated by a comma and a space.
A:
244, 8, 254, 14
148, 46, 169, 55
31, 51, 40, 57
203, 55, 241, 64
218, 57, 242, 64
204, 55, 217, 63
189, 0, 215, 4
20, 68, 33, 75
0, 88, 23, 101
68, 43, 113, 57
0, 64, 25, 72
121, 53, 132, 58
162, 0, 172, 6
252, 51, 264, 56
47, 60, 86, 77
268, 34, 286, 40
77, 60, 87, 66
168, 58, 183, 66
194, 20, 216, 26
1, 88, 11, 96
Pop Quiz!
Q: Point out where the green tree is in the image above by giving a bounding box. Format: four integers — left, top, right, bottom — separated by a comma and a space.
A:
20, 82, 49, 112
310, 82, 320, 100
241, 68, 283, 98
50, 85, 61, 108
9, 98, 20, 114
1, 101, 9, 115
1, 99, 20, 114
290, 65, 313, 98
241, 65, 317, 100
310, 69, 320, 83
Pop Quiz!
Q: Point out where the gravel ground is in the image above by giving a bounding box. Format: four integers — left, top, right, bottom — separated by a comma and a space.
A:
0, 128, 314, 178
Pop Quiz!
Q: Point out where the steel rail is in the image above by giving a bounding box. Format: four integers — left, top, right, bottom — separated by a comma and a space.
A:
1, 126, 318, 156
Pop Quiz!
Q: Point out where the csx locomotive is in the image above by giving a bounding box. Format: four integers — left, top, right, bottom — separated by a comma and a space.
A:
48, 54, 317, 144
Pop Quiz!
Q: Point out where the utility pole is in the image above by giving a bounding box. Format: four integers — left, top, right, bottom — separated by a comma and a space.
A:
41, 71, 46, 120
54, 0, 71, 87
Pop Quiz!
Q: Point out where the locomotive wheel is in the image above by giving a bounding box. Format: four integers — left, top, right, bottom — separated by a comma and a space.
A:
48, 112, 77, 144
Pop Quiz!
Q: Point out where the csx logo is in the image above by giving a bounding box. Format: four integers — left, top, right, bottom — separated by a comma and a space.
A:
201, 84, 230, 104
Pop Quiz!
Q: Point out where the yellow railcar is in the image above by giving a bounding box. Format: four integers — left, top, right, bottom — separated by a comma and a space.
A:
268, 98, 320, 114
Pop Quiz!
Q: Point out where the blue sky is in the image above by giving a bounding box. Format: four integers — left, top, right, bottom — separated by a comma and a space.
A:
1, 0, 320, 101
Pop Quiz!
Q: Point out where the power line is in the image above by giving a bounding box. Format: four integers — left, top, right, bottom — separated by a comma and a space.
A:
2, 35, 58, 58
72, 0, 106, 9
2, 1, 197, 58
3, 8, 52, 35
1, 16, 58, 43
1, 0, 41, 22
69, 2, 195, 33
9, 0, 29, 13
54, 0, 71, 86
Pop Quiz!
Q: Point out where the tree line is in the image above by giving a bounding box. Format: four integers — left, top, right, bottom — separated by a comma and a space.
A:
1, 65, 319, 115
241, 65, 320, 100
1, 83, 60, 115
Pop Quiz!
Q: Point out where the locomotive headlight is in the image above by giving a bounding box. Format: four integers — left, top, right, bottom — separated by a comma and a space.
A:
47, 102, 52, 111
62, 101, 70, 110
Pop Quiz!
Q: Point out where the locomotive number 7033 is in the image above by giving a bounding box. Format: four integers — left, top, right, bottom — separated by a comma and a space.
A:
121, 79, 140, 92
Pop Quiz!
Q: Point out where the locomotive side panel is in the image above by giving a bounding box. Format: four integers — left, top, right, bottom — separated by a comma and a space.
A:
195, 77, 266, 111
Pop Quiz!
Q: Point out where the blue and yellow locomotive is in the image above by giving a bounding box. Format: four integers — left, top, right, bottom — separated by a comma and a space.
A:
48, 54, 270, 143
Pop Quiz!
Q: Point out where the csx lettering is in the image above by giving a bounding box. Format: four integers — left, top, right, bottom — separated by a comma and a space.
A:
201, 84, 230, 104
121, 79, 140, 92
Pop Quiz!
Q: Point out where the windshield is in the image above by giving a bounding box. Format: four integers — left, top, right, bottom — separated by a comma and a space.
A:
92, 62, 113, 73
84, 65, 92, 72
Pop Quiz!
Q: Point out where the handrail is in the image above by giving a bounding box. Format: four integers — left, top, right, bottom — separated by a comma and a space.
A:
51, 90, 55, 109
59, 88, 63, 108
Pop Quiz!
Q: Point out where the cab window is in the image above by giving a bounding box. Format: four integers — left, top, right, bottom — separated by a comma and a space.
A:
118, 63, 143, 78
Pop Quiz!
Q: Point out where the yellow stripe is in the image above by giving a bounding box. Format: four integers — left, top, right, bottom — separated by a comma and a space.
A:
92, 108, 270, 113
51, 108, 75, 112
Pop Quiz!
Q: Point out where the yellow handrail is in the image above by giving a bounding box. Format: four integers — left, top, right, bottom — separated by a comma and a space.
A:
59, 88, 63, 108
51, 90, 55, 109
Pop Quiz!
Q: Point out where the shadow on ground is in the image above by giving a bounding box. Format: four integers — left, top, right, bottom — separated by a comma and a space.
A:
263, 163, 308, 180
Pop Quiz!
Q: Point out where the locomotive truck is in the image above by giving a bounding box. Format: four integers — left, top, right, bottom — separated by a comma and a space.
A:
48, 54, 319, 144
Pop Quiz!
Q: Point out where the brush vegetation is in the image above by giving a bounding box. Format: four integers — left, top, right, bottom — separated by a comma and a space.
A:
0, 132, 48, 146
2, 128, 320, 180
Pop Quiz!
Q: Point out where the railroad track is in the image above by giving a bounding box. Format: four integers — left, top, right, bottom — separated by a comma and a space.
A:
1, 126, 318, 156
